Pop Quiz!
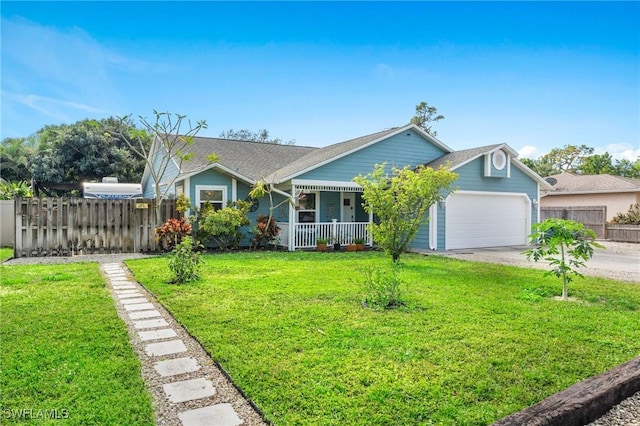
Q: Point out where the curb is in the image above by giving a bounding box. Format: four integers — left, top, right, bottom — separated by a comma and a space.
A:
493, 356, 640, 426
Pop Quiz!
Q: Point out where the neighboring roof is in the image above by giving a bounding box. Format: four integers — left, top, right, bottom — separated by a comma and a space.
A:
174, 137, 317, 182
426, 143, 554, 190
264, 124, 453, 183
542, 173, 640, 195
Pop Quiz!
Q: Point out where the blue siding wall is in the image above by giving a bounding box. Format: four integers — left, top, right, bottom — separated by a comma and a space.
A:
297, 129, 448, 181
320, 192, 340, 221
144, 148, 181, 198
454, 158, 537, 197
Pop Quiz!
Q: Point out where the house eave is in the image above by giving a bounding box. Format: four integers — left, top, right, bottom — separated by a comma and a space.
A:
541, 188, 640, 197
177, 163, 256, 186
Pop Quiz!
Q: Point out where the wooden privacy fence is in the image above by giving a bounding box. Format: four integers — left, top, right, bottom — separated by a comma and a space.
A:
14, 197, 177, 258
540, 206, 607, 239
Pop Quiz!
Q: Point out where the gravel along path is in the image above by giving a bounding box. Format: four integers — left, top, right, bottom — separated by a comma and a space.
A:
586, 391, 640, 426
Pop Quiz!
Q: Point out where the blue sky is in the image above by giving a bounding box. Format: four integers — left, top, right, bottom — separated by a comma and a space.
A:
2, 1, 639, 161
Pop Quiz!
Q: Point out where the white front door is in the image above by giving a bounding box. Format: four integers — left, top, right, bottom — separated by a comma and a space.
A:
341, 193, 356, 222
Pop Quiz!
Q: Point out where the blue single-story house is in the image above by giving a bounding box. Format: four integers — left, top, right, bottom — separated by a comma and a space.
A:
141, 124, 552, 251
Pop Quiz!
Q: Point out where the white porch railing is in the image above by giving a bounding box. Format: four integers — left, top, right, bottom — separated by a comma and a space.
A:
278, 222, 370, 250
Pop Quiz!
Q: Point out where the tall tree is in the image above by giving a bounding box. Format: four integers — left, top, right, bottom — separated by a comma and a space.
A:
613, 158, 640, 178
115, 111, 216, 222
219, 128, 295, 145
28, 118, 149, 186
0, 137, 35, 182
542, 144, 594, 173
520, 157, 558, 177
579, 153, 615, 175
409, 101, 444, 136
354, 163, 458, 262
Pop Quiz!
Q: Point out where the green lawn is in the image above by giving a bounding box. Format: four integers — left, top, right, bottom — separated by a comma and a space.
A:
0, 263, 155, 425
126, 251, 640, 425
0, 247, 13, 262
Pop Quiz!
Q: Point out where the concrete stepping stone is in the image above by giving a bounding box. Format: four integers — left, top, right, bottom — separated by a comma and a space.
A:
117, 292, 144, 299
134, 318, 169, 329
128, 310, 162, 320
124, 302, 155, 312
112, 280, 135, 285
146, 339, 188, 357
178, 403, 242, 426
138, 328, 177, 342
113, 285, 137, 290
163, 377, 215, 403
120, 297, 149, 305
115, 289, 140, 294
154, 357, 201, 377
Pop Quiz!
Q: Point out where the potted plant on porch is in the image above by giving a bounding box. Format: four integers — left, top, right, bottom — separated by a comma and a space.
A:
354, 237, 365, 251
316, 238, 328, 252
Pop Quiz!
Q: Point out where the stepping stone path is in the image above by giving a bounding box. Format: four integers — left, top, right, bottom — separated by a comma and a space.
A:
102, 263, 267, 426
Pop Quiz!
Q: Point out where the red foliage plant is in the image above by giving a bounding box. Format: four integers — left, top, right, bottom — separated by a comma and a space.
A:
155, 217, 192, 248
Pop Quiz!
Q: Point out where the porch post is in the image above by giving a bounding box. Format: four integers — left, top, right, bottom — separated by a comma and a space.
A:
368, 210, 373, 246
288, 183, 296, 251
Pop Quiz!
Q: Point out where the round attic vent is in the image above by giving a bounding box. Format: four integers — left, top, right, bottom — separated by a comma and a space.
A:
545, 177, 558, 185
492, 150, 507, 170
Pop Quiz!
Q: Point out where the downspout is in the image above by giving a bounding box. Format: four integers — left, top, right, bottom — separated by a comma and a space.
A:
269, 184, 296, 251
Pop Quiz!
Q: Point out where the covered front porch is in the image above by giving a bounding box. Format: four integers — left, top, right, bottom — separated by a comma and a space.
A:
275, 179, 373, 251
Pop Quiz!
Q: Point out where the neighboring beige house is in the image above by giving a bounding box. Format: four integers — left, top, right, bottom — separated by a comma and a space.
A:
540, 173, 640, 221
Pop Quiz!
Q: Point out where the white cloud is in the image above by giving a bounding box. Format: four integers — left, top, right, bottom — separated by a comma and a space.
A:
518, 145, 538, 159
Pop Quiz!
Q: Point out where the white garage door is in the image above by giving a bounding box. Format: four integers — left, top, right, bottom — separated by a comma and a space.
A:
445, 192, 530, 250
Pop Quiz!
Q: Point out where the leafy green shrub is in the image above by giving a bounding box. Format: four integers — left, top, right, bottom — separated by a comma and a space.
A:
359, 264, 405, 309
168, 236, 202, 284
610, 203, 640, 225
197, 201, 250, 250
0, 180, 33, 199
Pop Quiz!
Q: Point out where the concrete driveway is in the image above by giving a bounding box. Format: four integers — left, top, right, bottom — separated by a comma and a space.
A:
432, 241, 639, 283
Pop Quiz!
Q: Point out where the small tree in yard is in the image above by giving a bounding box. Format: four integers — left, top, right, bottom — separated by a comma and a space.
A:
114, 111, 218, 223
354, 163, 458, 262
168, 236, 202, 284
524, 218, 604, 301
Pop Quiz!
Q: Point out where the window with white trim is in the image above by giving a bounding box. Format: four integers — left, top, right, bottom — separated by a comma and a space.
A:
196, 185, 227, 211
296, 192, 317, 222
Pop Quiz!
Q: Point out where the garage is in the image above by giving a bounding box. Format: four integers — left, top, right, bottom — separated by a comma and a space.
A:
445, 191, 530, 250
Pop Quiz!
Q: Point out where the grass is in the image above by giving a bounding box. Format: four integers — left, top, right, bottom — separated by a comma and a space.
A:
126, 251, 640, 425
0, 262, 155, 425
0, 247, 13, 262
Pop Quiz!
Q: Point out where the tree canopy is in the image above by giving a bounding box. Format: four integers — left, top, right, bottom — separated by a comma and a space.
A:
522, 144, 640, 178
219, 128, 295, 145
1, 117, 149, 187
409, 101, 444, 136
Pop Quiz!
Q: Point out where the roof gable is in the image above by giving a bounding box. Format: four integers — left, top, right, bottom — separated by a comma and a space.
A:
265, 124, 453, 182
427, 143, 553, 190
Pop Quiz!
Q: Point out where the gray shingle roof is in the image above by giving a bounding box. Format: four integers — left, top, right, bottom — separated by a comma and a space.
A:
543, 173, 640, 193
178, 137, 317, 182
